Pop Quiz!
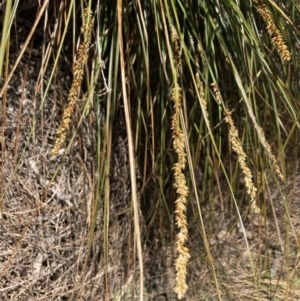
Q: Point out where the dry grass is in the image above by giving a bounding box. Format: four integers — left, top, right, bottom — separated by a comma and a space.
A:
186, 167, 300, 300
0, 52, 138, 299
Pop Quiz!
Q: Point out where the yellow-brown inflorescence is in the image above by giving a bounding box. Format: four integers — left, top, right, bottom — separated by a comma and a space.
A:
171, 84, 190, 299
172, 27, 182, 71
256, 126, 283, 180
257, 0, 291, 61
171, 27, 190, 300
224, 108, 260, 214
211, 83, 260, 213
171, 28, 190, 299
52, 8, 93, 156
210, 82, 222, 105
195, 46, 209, 126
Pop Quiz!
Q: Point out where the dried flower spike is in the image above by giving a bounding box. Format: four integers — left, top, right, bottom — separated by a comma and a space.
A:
52, 8, 93, 156
257, 0, 291, 61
